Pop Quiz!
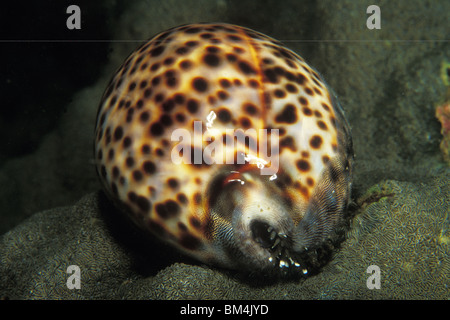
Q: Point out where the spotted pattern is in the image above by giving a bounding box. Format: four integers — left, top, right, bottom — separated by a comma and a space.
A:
94, 23, 354, 277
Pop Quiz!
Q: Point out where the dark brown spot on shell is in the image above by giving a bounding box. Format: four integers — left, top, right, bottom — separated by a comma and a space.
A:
332, 143, 338, 152
217, 108, 232, 123
317, 120, 328, 130
203, 53, 220, 67
126, 156, 135, 168
163, 57, 174, 66
113, 126, 123, 141
150, 122, 164, 136
219, 79, 231, 88
178, 222, 188, 232
162, 99, 175, 113
155, 146, 164, 156
148, 220, 168, 238
168, 178, 179, 189
285, 83, 298, 93
299, 96, 308, 106
155, 200, 181, 219
175, 113, 186, 123
186, 40, 199, 47
227, 34, 242, 42
180, 60, 192, 70
330, 115, 337, 128
165, 70, 178, 87
192, 77, 208, 92
136, 99, 144, 109
200, 32, 214, 39
193, 192, 202, 205
152, 76, 161, 86
132, 170, 143, 181
207, 46, 220, 53
175, 46, 189, 55
296, 73, 307, 85
142, 144, 151, 154
238, 61, 256, 75
239, 117, 251, 129
150, 45, 165, 57
321, 103, 331, 112
226, 53, 237, 62
189, 216, 202, 229
108, 148, 114, 161
208, 95, 216, 105
280, 136, 297, 151
128, 191, 137, 203
143, 161, 156, 175
217, 90, 228, 100
150, 62, 160, 71
174, 93, 185, 105
136, 196, 151, 212
274, 89, 286, 98
296, 159, 310, 172
112, 166, 119, 179
302, 106, 313, 116
309, 135, 323, 149
160, 114, 173, 127
179, 233, 201, 250
187, 99, 199, 114
299, 184, 309, 198
248, 79, 259, 88
305, 87, 314, 96
177, 193, 188, 204
128, 82, 136, 91
100, 165, 107, 178
275, 104, 297, 124
263, 68, 278, 83
140, 111, 150, 123
243, 103, 258, 116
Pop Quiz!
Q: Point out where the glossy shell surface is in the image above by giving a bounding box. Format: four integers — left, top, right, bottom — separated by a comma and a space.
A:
94, 23, 354, 276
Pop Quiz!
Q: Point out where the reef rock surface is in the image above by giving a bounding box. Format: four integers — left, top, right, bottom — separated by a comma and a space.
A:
1, 171, 448, 299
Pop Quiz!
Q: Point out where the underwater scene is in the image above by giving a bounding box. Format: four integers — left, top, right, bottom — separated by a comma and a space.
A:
0, 0, 448, 300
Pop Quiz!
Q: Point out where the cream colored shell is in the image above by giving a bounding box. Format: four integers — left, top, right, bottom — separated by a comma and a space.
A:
94, 23, 353, 277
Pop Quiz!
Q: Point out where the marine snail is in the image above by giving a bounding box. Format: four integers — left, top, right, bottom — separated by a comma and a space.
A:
94, 23, 354, 277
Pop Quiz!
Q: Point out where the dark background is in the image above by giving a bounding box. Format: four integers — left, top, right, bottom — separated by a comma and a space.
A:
0, 1, 124, 161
